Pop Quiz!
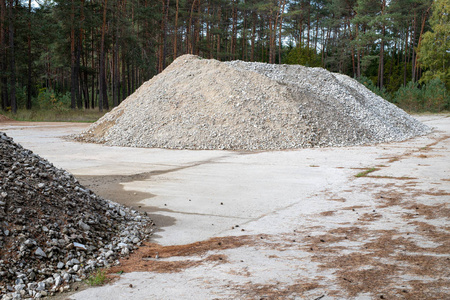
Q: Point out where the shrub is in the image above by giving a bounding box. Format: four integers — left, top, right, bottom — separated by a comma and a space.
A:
393, 81, 423, 112
393, 79, 449, 112
15, 86, 27, 109
421, 78, 449, 112
283, 45, 322, 67
36, 88, 71, 111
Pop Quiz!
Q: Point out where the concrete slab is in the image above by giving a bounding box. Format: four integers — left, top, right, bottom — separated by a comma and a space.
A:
1, 114, 449, 299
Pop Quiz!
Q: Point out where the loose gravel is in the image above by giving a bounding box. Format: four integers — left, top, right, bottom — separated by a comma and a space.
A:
0, 132, 154, 299
76, 54, 430, 150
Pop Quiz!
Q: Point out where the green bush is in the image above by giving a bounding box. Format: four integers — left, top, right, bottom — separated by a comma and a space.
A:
393, 79, 449, 112
283, 45, 322, 67
393, 81, 423, 112
35, 88, 71, 111
15, 86, 27, 109
421, 78, 449, 112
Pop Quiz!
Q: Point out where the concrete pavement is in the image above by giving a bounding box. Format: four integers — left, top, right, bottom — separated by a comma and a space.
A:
1, 114, 449, 299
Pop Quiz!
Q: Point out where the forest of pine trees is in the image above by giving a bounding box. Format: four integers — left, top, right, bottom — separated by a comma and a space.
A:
0, 0, 449, 113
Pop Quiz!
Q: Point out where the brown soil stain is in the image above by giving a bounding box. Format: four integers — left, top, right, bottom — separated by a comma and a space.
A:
341, 205, 367, 210
109, 235, 256, 274
319, 211, 335, 216
357, 212, 382, 223
404, 203, 450, 220
382, 134, 449, 163
327, 197, 346, 202
312, 228, 450, 299
0, 114, 13, 122
305, 140, 450, 299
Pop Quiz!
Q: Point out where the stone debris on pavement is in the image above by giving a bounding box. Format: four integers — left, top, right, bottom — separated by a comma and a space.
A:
0, 132, 154, 299
75, 54, 430, 150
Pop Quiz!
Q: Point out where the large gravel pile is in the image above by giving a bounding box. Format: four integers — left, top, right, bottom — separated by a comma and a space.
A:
0, 132, 153, 299
76, 54, 430, 150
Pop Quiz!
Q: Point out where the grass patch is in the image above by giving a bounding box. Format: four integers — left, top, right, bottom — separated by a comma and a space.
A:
355, 168, 379, 178
85, 270, 108, 286
2, 108, 108, 123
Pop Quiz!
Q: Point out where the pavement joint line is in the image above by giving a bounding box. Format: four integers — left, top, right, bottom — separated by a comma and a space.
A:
153, 211, 253, 220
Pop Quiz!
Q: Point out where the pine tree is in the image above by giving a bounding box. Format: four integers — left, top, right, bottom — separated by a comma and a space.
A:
418, 0, 449, 89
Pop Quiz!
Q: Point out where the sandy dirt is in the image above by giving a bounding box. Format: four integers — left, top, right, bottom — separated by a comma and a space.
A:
0, 115, 449, 299
0, 114, 13, 122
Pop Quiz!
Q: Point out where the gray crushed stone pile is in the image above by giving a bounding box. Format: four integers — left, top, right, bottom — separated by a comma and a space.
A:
76, 54, 430, 150
0, 132, 154, 299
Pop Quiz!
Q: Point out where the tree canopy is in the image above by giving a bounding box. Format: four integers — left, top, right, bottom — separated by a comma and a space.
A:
0, 0, 447, 113
418, 0, 450, 89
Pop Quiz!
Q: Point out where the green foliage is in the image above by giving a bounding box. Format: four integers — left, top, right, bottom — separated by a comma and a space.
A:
421, 78, 449, 112
3, 108, 107, 123
283, 45, 321, 67
35, 88, 71, 111
355, 168, 379, 178
393, 79, 449, 112
384, 59, 411, 94
358, 75, 449, 112
418, 0, 450, 89
15, 86, 28, 109
85, 270, 107, 286
393, 81, 423, 111
1, 0, 446, 116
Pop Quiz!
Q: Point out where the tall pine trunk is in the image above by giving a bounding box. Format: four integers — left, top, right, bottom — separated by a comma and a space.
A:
269, 15, 273, 64
356, 24, 361, 78
75, 34, 82, 109
91, 28, 95, 109
26, 0, 32, 109
99, 0, 108, 112
70, 0, 76, 109
411, 13, 417, 82
251, 11, 256, 61
278, 0, 286, 64
113, 5, 119, 107
173, 0, 179, 60
377, 0, 386, 89
231, 0, 237, 58
122, 53, 127, 100
0, 0, 6, 110
162, 0, 170, 70
306, 0, 310, 49
414, 5, 431, 80
8, 0, 15, 113
403, 26, 409, 86
187, 0, 197, 54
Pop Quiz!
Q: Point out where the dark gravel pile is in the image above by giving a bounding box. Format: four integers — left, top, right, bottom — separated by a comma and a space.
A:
0, 132, 154, 299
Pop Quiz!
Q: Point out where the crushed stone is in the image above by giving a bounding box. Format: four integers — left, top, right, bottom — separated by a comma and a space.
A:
0, 132, 154, 299
75, 55, 430, 150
